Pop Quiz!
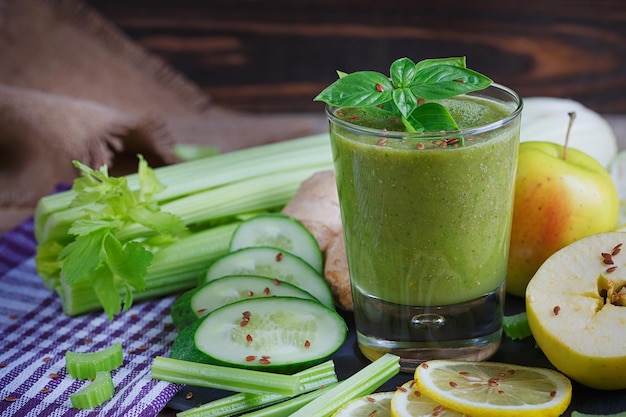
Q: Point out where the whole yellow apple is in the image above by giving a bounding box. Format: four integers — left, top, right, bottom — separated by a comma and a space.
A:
526, 232, 626, 390
506, 141, 619, 297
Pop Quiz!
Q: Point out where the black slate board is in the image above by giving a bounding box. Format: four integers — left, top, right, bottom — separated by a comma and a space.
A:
166, 294, 626, 415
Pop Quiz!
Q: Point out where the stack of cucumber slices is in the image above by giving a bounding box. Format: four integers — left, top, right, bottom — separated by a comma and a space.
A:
170, 213, 347, 373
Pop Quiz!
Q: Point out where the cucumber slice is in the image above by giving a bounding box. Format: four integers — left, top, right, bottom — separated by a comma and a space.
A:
170, 297, 347, 373
204, 246, 334, 309
229, 213, 323, 273
170, 275, 318, 329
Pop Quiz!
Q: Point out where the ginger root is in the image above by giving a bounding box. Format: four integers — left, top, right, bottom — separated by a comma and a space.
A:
281, 170, 353, 311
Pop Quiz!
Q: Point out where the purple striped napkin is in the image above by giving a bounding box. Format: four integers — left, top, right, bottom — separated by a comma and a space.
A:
0, 218, 181, 416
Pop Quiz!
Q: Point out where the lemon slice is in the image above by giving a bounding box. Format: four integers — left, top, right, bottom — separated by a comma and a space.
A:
332, 391, 394, 417
391, 380, 469, 417
413, 360, 572, 417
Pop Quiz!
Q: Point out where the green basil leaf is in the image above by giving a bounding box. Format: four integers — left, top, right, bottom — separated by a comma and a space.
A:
415, 57, 467, 71
314, 71, 393, 107
411, 65, 492, 100
393, 88, 418, 119
354, 104, 396, 117
410, 102, 459, 132
390, 57, 417, 88
401, 116, 424, 133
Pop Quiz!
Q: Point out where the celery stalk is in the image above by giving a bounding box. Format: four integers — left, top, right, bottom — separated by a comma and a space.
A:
65, 343, 123, 379
176, 360, 338, 417
289, 353, 400, 417
36, 134, 329, 218
503, 311, 533, 340
56, 222, 237, 316
114, 166, 326, 242
69, 371, 115, 409
238, 384, 336, 417
34, 133, 333, 318
151, 357, 302, 396
35, 134, 332, 243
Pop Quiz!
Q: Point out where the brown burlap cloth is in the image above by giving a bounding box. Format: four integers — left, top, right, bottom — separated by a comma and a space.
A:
0, 0, 323, 233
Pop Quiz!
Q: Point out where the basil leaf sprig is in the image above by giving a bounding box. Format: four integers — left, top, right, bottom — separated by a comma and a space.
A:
314, 57, 492, 133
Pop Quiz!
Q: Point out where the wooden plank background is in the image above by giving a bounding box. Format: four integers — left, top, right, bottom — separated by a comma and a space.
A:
85, 0, 626, 115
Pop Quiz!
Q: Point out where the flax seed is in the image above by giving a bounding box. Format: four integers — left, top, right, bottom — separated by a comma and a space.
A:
602, 252, 614, 265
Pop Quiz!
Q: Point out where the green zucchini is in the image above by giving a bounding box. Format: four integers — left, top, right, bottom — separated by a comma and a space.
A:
170, 297, 347, 373
229, 213, 323, 273
203, 247, 334, 309
170, 275, 318, 329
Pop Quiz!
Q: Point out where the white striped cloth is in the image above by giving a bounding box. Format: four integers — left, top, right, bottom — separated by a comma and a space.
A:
0, 219, 181, 416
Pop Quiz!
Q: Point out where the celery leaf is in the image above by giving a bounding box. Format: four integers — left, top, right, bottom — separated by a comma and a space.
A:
137, 154, 165, 200
128, 205, 186, 234
60, 227, 109, 285
58, 155, 187, 319
103, 235, 152, 291
91, 266, 122, 320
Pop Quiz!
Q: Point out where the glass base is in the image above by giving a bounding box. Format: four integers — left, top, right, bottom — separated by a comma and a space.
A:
357, 329, 501, 373
352, 283, 505, 372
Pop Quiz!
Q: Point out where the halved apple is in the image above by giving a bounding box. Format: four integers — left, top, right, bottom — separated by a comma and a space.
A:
526, 232, 626, 390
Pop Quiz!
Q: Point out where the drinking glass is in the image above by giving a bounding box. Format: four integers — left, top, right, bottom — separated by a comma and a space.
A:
327, 84, 522, 371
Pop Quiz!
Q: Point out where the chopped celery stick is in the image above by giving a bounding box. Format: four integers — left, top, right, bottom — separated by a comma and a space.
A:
69, 371, 115, 409
151, 356, 302, 396
66, 343, 123, 380
289, 353, 400, 417
177, 360, 338, 417
503, 311, 533, 340
239, 384, 336, 417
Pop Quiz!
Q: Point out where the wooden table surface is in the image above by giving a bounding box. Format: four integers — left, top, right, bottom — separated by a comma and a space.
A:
84, 0, 626, 116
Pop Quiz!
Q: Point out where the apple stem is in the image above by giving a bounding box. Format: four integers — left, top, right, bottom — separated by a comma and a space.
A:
563, 111, 576, 161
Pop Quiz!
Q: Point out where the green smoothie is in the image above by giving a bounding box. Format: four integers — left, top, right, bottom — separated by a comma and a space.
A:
329, 94, 520, 306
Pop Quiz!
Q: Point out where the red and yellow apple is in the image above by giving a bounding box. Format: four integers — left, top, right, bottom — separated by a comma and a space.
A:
506, 141, 619, 297
526, 232, 626, 390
